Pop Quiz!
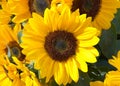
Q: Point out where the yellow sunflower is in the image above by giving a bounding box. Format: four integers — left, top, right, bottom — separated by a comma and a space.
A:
0, 54, 25, 86
0, 9, 11, 24
104, 71, 120, 86
109, 50, 120, 71
0, 1, 11, 25
51, 0, 120, 35
21, 6, 99, 85
91, 51, 120, 86
103, 51, 120, 86
12, 56, 42, 86
1, 0, 31, 23
90, 81, 104, 86
0, 24, 25, 61
90, 71, 120, 86
0, 54, 41, 86
1, 0, 51, 23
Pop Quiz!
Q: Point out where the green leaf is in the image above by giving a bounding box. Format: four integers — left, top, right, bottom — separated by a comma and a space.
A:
67, 71, 90, 86
17, 30, 23, 43
98, 23, 117, 59
47, 79, 59, 86
88, 59, 116, 82
88, 64, 103, 81
115, 40, 120, 55
113, 9, 120, 34
113, 9, 120, 54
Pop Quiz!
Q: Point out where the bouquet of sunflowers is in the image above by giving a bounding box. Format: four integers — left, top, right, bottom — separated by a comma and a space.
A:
0, 0, 120, 86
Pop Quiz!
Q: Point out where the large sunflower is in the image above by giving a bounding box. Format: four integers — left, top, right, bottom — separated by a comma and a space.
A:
21, 6, 99, 85
0, 24, 25, 61
51, 0, 120, 35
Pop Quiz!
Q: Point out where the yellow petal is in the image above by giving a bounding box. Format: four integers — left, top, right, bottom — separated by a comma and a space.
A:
75, 56, 88, 72
79, 36, 99, 47
65, 58, 79, 82
77, 48, 97, 63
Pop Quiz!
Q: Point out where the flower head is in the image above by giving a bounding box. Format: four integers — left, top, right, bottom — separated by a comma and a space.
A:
90, 81, 104, 86
52, 0, 120, 35
21, 5, 99, 85
1, 0, 31, 23
0, 9, 11, 24
0, 24, 25, 61
90, 51, 120, 86
104, 71, 120, 86
109, 51, 120, 71
0, 54, 41, 86
103, 51, 120, 86
0, 54, 25, 86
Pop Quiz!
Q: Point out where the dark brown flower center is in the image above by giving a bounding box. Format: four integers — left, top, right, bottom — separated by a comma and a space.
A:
5, 41, 25, 61
28, 0, 36, 13
48, 0, 52, 4
44, 30, 77, 62
28, 0, 50, 15
71, 0, 101, 20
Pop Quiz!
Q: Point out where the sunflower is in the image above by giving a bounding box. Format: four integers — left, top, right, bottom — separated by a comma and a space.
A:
0, 54, 41, 86
90, 81, 104, 86
51, 0, 120, 35
104, 71, 120, 86
0, 54, 25, 86
109, 50, 120, 71
21, 5, 99, 85
0, 24, 25, 61
1, 0, 51, 24
1, 0, 51, 23
103, 51, 120, 86
12, 56, 41, 86
90, 51, 120, 86
1, 0, 31, 23
0, 9, 11, 24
